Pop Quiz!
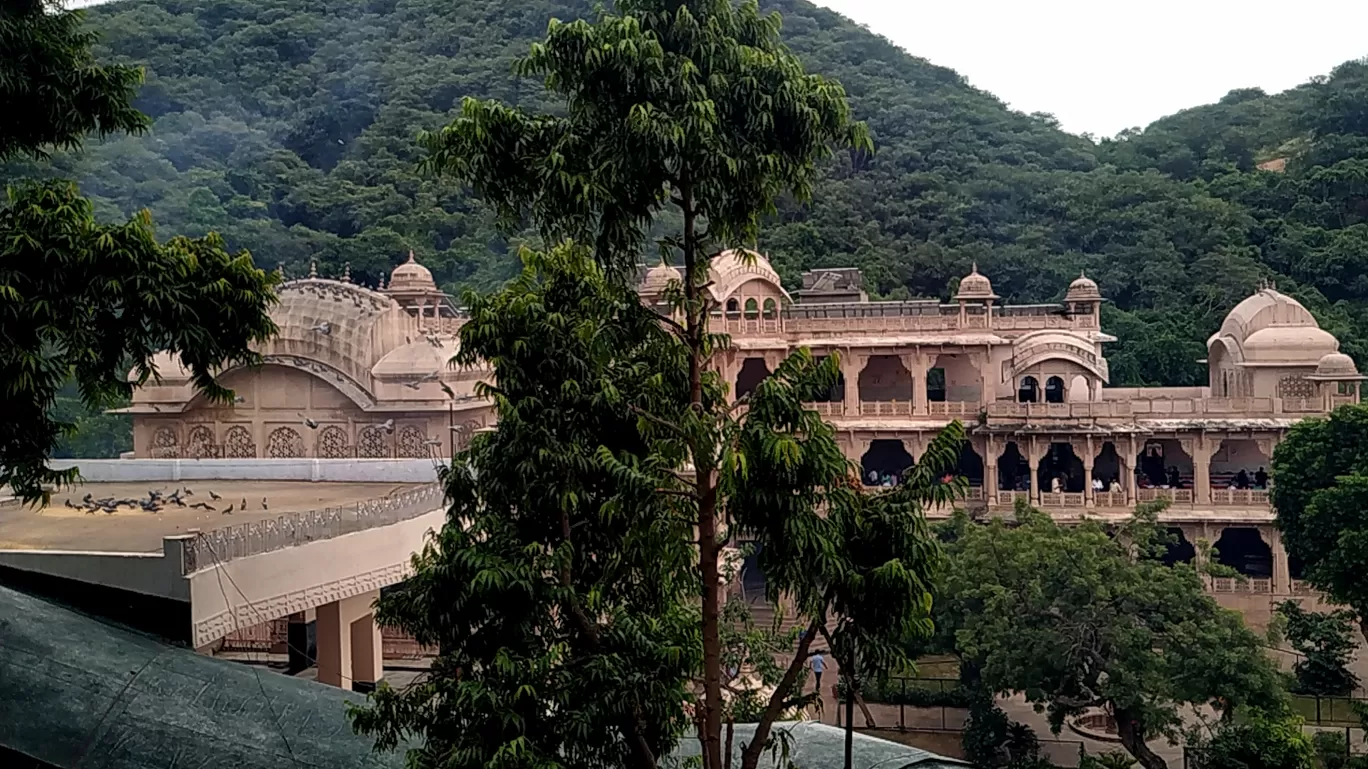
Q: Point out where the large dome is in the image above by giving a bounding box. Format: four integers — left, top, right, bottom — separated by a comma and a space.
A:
639, 262, 682, 299
707, 249, 788, 303
1208, 287, 1335, 366
954, 264, 997, 301
1065, 272, 1101, 302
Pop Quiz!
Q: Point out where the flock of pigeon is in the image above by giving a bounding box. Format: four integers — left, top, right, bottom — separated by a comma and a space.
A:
62, 488, 268, 516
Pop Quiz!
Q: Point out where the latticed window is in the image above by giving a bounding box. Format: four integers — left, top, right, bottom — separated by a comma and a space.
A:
358, 427, 388, 458
1278, 375, 1316, 399
267, 427, 305, 458
151, 427, 179, 458
396, 426, 426, 458
186, 426, 215, 458
317, 426, 349, 458
224, 426, 255, 458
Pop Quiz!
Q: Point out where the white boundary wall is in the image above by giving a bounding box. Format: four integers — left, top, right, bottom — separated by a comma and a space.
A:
48, 458, 439, 483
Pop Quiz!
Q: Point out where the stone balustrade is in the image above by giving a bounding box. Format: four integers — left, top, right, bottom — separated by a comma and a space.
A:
799, 396, 1335, 421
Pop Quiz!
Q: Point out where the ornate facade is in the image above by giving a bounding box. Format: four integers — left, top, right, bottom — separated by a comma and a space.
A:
122, 254, 493, 459
642, 250, 1364, 604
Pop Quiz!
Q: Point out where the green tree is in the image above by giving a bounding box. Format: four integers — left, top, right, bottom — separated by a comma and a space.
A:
945, 503, 1286, 769
350, 242, 958, 769
1270, 404, 1368, 643
1184, 711, 1315, 769
0, 0, 278, 502
1276, 601, 1360, 696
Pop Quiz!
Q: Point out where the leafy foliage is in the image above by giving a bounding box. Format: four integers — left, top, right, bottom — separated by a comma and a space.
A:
1183, 711, 1315, 769
942, 503, 1286, 769
0, 0, 278, 502
1271, 404, 1368, 643
1275, 601, 1360, 696
49, 0, 1368, 399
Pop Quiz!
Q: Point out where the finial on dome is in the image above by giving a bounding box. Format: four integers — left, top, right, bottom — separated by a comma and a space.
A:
343, 262, 351, 283
971, 261, 979, 274
406, 249, 417, 264
1080, 270, 1087, 279
379, 273, 387, 290
309, 260, 318, 279
276, 262, 285, 278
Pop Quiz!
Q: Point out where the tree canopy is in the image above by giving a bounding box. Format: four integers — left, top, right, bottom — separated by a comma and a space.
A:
0, 0, 278, 501
941, 505, 1286, 769
1270, 404, 1368, 642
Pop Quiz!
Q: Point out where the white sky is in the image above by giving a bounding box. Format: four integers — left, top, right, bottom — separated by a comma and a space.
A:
814, 0, 1368, 137
69, 0, 1368, 138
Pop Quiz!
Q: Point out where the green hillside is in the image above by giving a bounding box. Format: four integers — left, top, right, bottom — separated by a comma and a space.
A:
16, 0, 1368, 402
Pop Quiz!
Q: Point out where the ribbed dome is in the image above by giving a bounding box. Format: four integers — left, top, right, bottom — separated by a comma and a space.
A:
1241, 325, 1339, 364
1311, 352, 1362, 380
1065, 272, 1101, 302
640, 263, 682, 298
954, 264, 997, 301
389, 250, 437, 292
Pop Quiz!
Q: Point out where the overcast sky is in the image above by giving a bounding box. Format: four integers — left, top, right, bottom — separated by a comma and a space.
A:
69, 0, 1368, 138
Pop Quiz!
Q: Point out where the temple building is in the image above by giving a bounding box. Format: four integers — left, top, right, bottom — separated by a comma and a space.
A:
118, 254, 493, 461
643, 250, 1364, 613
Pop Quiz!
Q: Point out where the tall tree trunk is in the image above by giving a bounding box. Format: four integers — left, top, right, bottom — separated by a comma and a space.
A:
1114, 707, 1167, 769
740, 617, 822, 769
683, 182, 723, 769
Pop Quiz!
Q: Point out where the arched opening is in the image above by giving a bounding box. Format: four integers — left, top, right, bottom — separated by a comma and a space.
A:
958, 443, 985, 489
1162, 528, 1196, 566
1135, 438, 1194, 490
997, 442, 1029, 492
1038, 442, 1084, 493
861, 439, 914, 487
858, 355, 913, 403
1214, 527, 1273, 578
1209, 439, 1271, 492
762, 298, 778, 319
735, 358, 771, 399
1068, 374, 1090, 403
1018, 376, 1039, 403
1093, 442, 1124, 497
929, 353, 981, 403
740, 540, 766, 601
813, 356, 844, 403
1044, 376, 1065, 404
743, 298, 759, 319
725, 298, 740, 317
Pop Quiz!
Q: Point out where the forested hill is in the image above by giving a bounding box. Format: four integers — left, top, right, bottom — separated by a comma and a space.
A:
20, 0, 1368, 391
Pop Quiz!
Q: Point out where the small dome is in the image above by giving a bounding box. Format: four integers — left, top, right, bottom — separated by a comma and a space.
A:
389, 250, 437, 292
1065, 271, 1101, 302
640, 263, 682, 298
954, 264, 997, 301
1311, 352, 1362, 380
372, 338, 455, 377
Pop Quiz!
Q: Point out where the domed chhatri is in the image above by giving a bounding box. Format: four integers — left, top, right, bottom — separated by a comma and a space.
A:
1310, 351, 1365, 381
1065, 271, 1101, 303
640, 262, 683, 299
954, 263, 998, 301
388, 249, 437, 292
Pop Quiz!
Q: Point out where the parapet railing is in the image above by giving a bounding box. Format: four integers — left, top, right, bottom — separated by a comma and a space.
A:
986, 397, 1333, 419
185, 483, 446, 572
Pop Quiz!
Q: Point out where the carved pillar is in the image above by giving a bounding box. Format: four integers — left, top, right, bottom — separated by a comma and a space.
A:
1265, 526, 1291, 595
906, 350, 929, 416
1124, 435, 1138, 506
842, 351, 865, 417
317, 589, 382, 690
983, 434, 999, 505
852, 434, 873, 483
1027, 438, 1047, 504
1185, 434, 1213, 505
1079, 438, 1095, 506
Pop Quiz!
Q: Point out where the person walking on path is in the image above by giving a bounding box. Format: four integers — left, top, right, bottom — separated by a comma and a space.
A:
810, 651, 826, 692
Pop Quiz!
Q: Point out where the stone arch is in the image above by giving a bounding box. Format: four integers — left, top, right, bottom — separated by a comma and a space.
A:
858, 355, 913, 402
861, 439, 913, 486
1044, 375, 1066, 404
1162, 528, 1196, 567
958, 442, 984, 488
743, 298, 759, 319
357, 427, 389, 458
1038, 442, 1084, 493
1017, 375, 1039, 403
396, 425, 427, 458
152, 426, 179, 459
267, 427, 305, 458
186, 425, 215, 459
1093, 442, 1124, 493
1210, 438, 1271, 490
223, 425, 255, 458
209, 358, 376, 411
317, 426, 349, 459
1136, 438, 1193, 489
928, 352, 980, 403
1068, 374, 1090, 403
725, 298, 740, 316
813, 356, 844, 403
762, 298, 778, 319
735, 358, 771, 399
1214, 527, 1272, 578
998, 442, 1029, 491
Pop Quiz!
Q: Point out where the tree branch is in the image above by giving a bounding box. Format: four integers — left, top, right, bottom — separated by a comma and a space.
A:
740, 615, 824, 769
628, 403, 687, 438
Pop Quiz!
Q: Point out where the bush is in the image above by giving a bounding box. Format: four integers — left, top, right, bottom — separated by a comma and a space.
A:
842, 677, 974, 708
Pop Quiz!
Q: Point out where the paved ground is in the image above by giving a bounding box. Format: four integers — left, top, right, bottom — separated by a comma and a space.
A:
0, 481, 423, 553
